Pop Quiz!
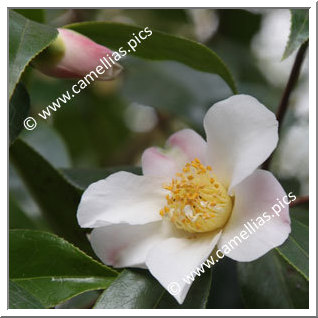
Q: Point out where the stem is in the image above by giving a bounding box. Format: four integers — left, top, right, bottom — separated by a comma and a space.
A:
276, 40, 308, 132
290, 195, 309, 208
262, 40, 308, 170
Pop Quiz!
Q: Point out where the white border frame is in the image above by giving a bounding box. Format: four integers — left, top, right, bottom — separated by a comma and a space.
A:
3, 1, 316, 316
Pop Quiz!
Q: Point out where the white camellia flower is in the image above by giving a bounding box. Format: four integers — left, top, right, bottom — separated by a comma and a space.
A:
77, 94, 291, 304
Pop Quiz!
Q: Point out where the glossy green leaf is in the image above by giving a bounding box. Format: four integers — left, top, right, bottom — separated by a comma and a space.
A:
9, 280, 44, 309
66, 22, 237, 93
9, 10, 58, 98
13, 9, 45, 23
9, 124, 71, 233
9, 196, 37, 230
238, 250, 308, 308
207, 258, 243, 308
283, 9, 309, 60
9, 164, 52, 232
156, 268, 212, 308
56, 290, 101, 309
10, 230, 117, 308
112, 9, 189, 35
9, 83, 30, 144
21, 123, 72, 168
94, 269, 164, 309
61, 166, 142, 191
94, 268, 212, 309
291, 205, 309, 226
276, 217, 309, 280
9, 138, 90, 253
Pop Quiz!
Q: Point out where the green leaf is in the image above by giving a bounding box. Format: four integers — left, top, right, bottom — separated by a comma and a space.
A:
94, 268, 212, 309
9, 10, 58, 98
9, 138, 91, 253
9, 280, 44, 309
238, 250, 308, 308
207, 258, 243, 308
10, 230, 117, 308
291, 205, 309, 226
56, 290, 101, 309
10, 124, 72, 232
61, 166, 142, 191
13, 9, 45, 23
94, 269, 164, 309
9, 83, 30, 144
66, 22, 237, 93
283, 9, 309, 60
156, 268, 212, 308
9, 164, 51, 231
276, 217, 309, 280
9, 196, 38, 230
21, 123, 72, 168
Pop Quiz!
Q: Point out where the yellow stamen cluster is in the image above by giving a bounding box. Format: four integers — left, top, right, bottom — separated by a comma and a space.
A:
160, 158, 232, 233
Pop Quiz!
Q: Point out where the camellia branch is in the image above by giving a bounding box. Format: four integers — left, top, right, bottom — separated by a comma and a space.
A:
276, 40, 309, 132
262, 40, 308, 170
290, 195, 309, 208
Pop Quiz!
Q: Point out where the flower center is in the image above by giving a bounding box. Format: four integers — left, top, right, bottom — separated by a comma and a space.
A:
160, 158, 232, 233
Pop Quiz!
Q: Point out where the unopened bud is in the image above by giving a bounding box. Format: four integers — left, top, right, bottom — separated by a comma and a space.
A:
34, 28, 122, 80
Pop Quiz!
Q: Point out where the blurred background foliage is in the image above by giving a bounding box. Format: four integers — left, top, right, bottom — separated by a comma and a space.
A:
9, 8, 309, 309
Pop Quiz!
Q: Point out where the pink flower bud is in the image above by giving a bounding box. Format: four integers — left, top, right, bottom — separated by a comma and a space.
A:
34, 28, 122, 80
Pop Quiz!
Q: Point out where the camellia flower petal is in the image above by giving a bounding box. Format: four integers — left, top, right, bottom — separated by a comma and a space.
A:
34, 28, 123, 80
145, 230, 222, 304
77, 171, 168, 228
77, 94, 291, 304
204, 94, 279, 191
90, 222, 164, 268
167, 129, 207, 163
142, 129, 207, 178
217, 169, 291, 262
